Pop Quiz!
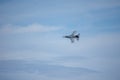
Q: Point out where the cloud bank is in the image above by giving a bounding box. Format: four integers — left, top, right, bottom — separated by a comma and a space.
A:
0, 60, 96, 80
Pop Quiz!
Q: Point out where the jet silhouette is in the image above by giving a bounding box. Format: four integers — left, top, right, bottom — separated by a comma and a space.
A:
64, 31, 80, 43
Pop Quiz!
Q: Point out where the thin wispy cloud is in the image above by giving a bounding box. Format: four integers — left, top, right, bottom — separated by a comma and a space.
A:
0, 23, 62, 34
0, 60, 96, 80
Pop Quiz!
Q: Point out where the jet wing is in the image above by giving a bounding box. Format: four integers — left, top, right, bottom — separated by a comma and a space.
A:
70, 38, 74, 43
71, 31, 77, 36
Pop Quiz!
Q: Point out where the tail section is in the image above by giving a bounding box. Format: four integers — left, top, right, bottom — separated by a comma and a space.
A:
76, 33, 80, 41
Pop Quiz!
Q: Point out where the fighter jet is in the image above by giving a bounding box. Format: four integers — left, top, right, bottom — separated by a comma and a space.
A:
63, 31, 80, 43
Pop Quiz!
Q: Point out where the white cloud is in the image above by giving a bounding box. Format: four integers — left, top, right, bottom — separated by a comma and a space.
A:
0, 28, 120, 80
0, 23, 62, 34
1, 32, 120, 61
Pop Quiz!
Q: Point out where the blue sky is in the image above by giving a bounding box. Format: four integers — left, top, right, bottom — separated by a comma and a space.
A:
0, 0, 120, 80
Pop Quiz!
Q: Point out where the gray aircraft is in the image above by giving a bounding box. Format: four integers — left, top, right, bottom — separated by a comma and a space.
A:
63, 31, 80, 43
